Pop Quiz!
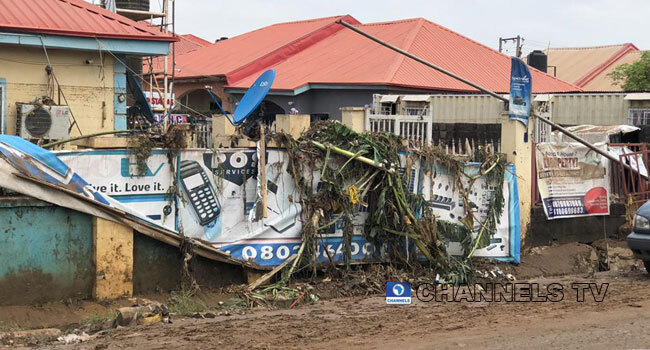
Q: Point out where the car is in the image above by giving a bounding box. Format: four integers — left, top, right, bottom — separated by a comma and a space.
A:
626, 201, 650, 272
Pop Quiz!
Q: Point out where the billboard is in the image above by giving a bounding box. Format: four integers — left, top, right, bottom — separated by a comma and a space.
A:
57, 147, 521, 265
536, 143, 611, 219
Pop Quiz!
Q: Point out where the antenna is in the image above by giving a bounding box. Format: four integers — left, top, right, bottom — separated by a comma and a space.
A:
206, 69, 276, 126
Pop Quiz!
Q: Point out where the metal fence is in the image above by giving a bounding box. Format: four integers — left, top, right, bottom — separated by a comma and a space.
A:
628, 108, 650, 126
188, 118, 213, 149
610, 143, 650, 205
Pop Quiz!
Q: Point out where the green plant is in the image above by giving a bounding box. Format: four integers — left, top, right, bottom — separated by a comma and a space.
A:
271, 121, 506, 286
608, 51, 650, 91
167, 291, 208, 316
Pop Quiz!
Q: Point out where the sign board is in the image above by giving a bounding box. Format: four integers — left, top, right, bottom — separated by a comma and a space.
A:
145, 91, 176, 111
56, 147, 521, 266
509, 57, 532, 127
536, 143, 611, 219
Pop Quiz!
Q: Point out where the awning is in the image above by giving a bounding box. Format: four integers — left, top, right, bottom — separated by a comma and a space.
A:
624, 93, 650, 101
401, 95, 431, 102
551, 124, 640, 144
533, 94, 552, 102
379, 95, 399, 103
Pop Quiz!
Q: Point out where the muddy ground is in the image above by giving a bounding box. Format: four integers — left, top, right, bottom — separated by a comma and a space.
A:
3, 241, 650, 349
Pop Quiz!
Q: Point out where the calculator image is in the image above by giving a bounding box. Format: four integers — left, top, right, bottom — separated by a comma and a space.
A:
179, 160, 221, 226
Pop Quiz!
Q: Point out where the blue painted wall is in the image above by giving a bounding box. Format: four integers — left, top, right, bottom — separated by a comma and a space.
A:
0, 197, 93, 305
0, 33, 170, 56
114, 56, 127, 131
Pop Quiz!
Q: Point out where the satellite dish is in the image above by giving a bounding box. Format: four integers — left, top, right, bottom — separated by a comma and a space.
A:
206, 69, 276, 126
126, 71, 155, 123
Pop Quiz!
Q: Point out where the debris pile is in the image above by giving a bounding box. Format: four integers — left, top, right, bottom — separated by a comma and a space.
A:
115, 299, 171, 327
271, 121, 507, 285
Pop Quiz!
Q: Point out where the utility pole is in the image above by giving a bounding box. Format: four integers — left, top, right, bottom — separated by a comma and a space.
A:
499, 36, 524, 58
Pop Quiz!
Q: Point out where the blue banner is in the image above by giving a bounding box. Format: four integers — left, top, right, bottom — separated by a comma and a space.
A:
508, 57, 532, 127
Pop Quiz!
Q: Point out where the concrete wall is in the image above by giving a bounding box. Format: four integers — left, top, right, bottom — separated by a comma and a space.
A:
133, 234, 245, 293
0, 197, 94, 305
231, 88, 441, 121
527, 203, 627, 247
0, 196, 246, 305
171, 79, 445, 122
0, 44, 115, 137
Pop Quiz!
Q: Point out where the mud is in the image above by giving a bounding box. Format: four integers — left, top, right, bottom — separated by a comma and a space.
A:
37, 270, 650, 350
0, 268, 91, 307
3, 242, 649, 349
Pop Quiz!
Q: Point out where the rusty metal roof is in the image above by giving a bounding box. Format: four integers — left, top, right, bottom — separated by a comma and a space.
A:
546, 44, 641, 91
0, 0, 175, 41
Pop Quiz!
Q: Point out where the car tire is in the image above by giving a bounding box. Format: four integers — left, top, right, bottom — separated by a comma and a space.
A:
644, 261, 650, 273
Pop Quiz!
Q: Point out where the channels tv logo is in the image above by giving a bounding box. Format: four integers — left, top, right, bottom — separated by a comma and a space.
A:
386, 282, 411, 305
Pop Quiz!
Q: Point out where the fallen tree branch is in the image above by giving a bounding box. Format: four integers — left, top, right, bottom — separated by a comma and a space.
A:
310, 141, 395, 174
247, 254, 298, 291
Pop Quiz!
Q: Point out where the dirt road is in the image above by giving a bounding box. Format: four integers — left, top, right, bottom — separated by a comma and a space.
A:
41, 269, 650, 350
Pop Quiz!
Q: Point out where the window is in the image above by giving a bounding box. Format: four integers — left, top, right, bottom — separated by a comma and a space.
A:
380, 102, 396, 115
0, 78, 5, 134
628, 108, 650, 126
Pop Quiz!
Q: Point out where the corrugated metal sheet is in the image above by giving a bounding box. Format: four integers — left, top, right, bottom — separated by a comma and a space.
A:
174, 15, 359, 79
550, 93, 629, 125
430, 95, 505, 124
0, 0, 175, 41
176, 15, 580, 93
545, 44, 641, 91
384, 93, 632, 126
228, 18, 580, 93
147, 34, 210, 73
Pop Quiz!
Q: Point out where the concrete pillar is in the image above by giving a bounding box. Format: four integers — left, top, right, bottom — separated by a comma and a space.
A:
212, 114, 236, 148
340, 107, 366, 133
275, 114, 310, 139
93, 217, 133, 299
500, 114, 532, 242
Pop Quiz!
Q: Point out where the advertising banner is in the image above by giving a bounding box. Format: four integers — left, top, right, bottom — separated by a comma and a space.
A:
56, 147, 521, 266
536, 143, 611, 219
509, 57, 532, 127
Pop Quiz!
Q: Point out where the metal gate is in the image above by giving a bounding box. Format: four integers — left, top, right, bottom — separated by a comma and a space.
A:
618, 148, 650, 206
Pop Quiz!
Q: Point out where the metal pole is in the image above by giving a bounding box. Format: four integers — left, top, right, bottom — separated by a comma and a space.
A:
499, 37, 502, 52
335, 19, 634, 171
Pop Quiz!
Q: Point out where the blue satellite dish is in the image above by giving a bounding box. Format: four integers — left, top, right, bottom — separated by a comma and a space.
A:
233, 69, 276, 124
206, 69, 276, 126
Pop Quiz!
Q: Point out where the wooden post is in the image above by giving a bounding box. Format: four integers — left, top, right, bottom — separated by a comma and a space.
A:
259, 123, 268, 218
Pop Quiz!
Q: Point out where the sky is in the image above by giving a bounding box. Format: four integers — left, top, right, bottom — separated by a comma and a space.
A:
146, 0, 650, 54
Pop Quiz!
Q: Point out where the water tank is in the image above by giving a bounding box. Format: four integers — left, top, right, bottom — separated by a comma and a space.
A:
115, 0, 149, 11
527, 50, 547, 73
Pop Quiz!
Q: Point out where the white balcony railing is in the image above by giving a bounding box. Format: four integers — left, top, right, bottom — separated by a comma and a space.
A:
365, 109, 433, 146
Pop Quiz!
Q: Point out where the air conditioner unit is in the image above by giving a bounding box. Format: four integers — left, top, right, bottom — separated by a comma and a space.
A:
16, 103, 70, 140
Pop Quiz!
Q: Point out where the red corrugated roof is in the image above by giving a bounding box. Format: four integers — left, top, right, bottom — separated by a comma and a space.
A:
0, 0, 175, 41
225, 18, 580, 93
146, 34, 210, 73
181, 34, 211, 47
174, 15, 360, 79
